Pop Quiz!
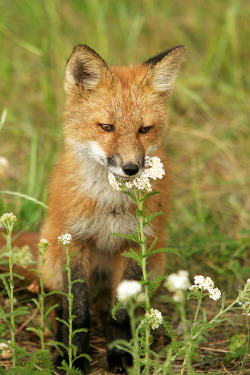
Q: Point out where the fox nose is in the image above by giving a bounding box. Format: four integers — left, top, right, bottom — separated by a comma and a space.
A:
122, 163, 140, 176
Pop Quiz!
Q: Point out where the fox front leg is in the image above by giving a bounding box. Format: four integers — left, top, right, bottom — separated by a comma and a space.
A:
106, 254, 142, 373
56, 253, 90, 372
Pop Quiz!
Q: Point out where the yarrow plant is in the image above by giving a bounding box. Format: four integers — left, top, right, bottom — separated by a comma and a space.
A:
27, 238, 52, 351
170, 275, 250, 375
0, 213, 29, 368
22, 237, 57, 372
55, 233, 91, 374
108, 161, 250, 374
109, 157, 178, 374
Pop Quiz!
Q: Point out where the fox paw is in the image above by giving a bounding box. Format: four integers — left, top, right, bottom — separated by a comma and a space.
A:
107, 348, 132, 374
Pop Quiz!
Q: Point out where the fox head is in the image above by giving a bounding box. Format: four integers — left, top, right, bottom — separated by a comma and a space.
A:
64, 44, 186, 180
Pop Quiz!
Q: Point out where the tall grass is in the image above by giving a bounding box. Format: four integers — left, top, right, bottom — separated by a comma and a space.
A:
0, 0, 249, 287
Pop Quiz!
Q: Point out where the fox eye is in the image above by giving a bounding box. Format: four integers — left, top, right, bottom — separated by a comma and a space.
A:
139, 126, 151, 134
99, 124, 114, 132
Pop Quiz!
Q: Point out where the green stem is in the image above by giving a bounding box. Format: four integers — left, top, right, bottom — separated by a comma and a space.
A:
180, 298, 192, 375
193, 296, 203, 325
66, 245, 73, 372
137, 190, 150, 309
40, 294, 45, 350
183, 296, 203, 374
39, 252, 45, 351
162, 345, 173, 375
192, 296, 239, 341
7, 232, 16, 368
137, 189, 151, 374
128, 304, 140, 375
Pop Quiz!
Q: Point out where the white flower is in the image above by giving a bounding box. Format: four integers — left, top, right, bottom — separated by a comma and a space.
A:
194, 275, 214, 290
0, 212, 17, 232
12, 245, 33, 268
39, 239, 50, 247
0, 157, 8, 169
117, 280, 142, 303
165, 270, 191, 302
0, 341, 12, 359
209, 287, 222, 301
242, 302, 250, 316
108, 172, 123, 191
165, 270, 191, 292
39, 239, 50, 256
190, 275, 221, 301
145, 308, 163, 329
203, 277, 214, 290
108, 156, 165, 192
238, 280, 250, 316
0, 342, 9, 350
58, 233, 72, 246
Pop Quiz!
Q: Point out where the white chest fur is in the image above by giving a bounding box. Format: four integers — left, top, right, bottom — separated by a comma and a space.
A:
65, 154, 140, 252
65, 145, 154, 253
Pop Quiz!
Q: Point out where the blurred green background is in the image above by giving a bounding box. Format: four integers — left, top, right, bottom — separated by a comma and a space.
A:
0, 0, 249, 290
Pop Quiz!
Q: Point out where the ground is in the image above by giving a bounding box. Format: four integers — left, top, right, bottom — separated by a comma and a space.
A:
0, 281, 249, 374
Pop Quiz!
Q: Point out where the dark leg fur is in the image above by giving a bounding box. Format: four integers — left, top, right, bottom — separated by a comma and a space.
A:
107, 259, 142, 373
56, 261, 90, 372
106, 308, 132, 374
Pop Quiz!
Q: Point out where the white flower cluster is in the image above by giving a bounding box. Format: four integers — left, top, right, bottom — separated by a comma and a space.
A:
238, 279, 250, 316
39, 239, 50, 248
12, 245, 33, 268
0, 341, 12, 359
166, 270, 191, 292
165, 270, 191, 302
194, 275, 214, 289
239, 301, 250, 316
108, 171, 123, 191
117, 280, 142, 303
58, 233, 72, 246
108, 156, 165, 192
145, 308, 163, 330
189, 275, 221, 301
208, 287, 222, 301
0, 212, 17, 231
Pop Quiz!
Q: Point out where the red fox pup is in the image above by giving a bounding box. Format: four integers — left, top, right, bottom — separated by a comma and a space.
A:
40, 44, 186, 372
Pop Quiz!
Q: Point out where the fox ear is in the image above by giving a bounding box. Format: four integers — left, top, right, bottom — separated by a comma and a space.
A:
65, 44, 111, 91
143, 46, 186, 94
